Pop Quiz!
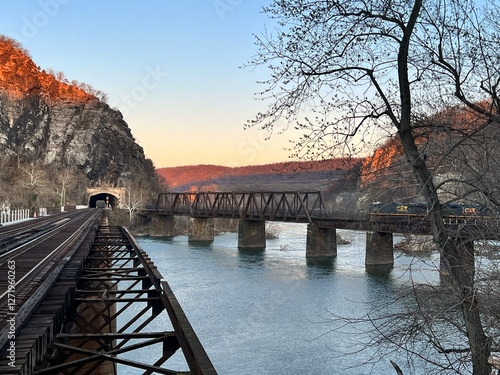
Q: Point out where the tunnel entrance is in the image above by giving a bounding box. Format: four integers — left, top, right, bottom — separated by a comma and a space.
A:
89, 193, 119, 208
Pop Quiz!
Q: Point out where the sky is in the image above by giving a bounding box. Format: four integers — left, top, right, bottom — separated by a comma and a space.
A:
0, 0, 303, 168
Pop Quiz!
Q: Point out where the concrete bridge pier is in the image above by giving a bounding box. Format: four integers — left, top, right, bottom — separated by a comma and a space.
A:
188, 217, 214, 243
152, 215, 176, 236
365, 231, 394, 268
306, 223, 337, 257
238, 219, 266, 250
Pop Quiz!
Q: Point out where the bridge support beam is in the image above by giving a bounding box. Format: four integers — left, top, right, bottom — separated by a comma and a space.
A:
238, 219, 266, 250
68, 282, 117, 374
365, 231, 394, 268
306, 223, 337, 257
189, 217, 214, 243
152, 215, 176, 236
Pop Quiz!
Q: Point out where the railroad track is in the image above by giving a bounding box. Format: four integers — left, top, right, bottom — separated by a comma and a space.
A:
0, 211, 218, 374
0, 211, 84, 254
0, 209, 102, 354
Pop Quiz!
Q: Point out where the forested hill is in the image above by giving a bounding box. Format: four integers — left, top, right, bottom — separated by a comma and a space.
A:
156, 158, 361, 192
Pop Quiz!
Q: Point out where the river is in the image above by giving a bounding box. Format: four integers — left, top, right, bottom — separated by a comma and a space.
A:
121, 222, 443, 374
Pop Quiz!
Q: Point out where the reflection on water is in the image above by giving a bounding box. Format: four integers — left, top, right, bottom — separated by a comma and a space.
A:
365, 263, 394, 276
237, 248, 265, 268
306, 256, 336, 278
123, 223, 444, 375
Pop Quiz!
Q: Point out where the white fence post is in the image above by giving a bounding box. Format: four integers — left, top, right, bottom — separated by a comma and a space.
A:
0, 208, 31, 224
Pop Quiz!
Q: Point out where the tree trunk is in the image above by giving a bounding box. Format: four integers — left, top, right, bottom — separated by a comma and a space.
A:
442, 238, 491, 375
398, 130, 491, 375
395, 1, 491, 371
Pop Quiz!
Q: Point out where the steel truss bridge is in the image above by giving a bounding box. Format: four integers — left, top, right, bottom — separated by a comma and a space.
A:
155, 191, 328, 222
154, 191, 500, 239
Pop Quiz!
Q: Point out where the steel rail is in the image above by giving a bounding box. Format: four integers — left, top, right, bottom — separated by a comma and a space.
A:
0, 211, 98, 303
30, 224, 217, 374
0, 210, 67, 234
0, 211, 84, 256
0, 216, 77, 265
153, 192, 500, 239
0, 210, 101, 353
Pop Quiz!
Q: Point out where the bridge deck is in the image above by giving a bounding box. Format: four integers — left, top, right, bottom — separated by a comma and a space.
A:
0, 212, 217, 374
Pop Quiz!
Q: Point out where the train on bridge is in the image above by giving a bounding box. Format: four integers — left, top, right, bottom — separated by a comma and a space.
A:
370, 201, 493, 221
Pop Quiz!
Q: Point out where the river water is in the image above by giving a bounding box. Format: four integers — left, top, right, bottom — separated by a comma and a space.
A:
122, 223, 443, 374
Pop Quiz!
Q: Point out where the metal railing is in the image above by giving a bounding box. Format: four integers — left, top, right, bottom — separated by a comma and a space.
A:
0, 209, 30, 224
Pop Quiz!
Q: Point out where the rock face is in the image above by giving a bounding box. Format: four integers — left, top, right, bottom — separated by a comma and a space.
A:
0, 36, 156, 187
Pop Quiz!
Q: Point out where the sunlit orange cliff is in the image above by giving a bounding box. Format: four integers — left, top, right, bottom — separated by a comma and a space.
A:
0, 36, 95, 102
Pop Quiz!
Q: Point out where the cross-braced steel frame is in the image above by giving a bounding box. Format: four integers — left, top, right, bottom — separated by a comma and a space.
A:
35, 225, 217, 375
155, 191, 327, 222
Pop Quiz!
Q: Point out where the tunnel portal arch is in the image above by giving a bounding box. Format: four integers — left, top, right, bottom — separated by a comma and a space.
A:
87, 188, 126, 208
88, 193, 118, 208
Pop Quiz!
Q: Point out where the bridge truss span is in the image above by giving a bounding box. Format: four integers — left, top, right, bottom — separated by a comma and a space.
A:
155, 191, 328, 222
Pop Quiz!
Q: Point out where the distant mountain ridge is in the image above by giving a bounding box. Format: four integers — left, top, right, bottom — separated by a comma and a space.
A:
157, 158, 361, 192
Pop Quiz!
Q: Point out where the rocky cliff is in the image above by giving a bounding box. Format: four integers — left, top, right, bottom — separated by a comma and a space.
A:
358, 103, 500, 208
0, 36, 157, 188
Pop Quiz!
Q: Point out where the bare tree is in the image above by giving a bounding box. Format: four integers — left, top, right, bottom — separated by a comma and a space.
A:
51, 166, 76, 207
247, 0, 500, 373
19, 163, 49, 212
121, 184, 144, 223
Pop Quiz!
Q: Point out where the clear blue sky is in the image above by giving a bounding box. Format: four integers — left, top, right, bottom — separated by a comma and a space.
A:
0, 1, 301, 168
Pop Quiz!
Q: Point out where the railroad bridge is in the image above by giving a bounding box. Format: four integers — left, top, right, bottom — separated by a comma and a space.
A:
149, 191, 500, 269
0, 210, 217, 374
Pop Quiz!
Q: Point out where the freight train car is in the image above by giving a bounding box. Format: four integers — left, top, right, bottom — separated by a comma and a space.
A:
370, 202, 486, 220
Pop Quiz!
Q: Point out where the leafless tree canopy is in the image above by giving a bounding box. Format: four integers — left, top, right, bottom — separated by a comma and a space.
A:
247, 0, 500, 374
247, 0, 500, 158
